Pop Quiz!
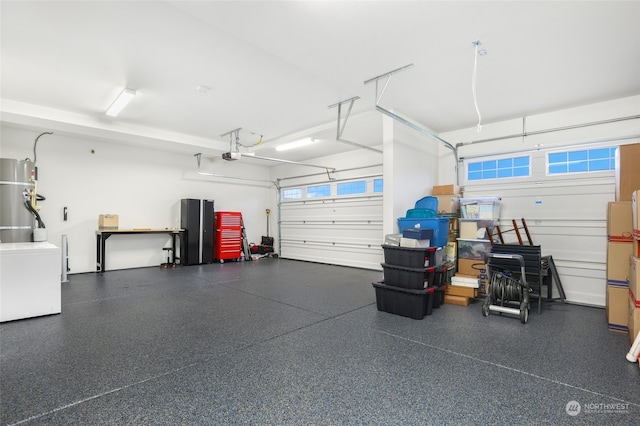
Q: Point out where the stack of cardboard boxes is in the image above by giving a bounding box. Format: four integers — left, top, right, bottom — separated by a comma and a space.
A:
430, 185, 474, 306
606, 201, 633, 333
608, 143, 640, 346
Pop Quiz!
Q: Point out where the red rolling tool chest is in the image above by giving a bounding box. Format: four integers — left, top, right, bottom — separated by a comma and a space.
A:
215, 211, 243, 263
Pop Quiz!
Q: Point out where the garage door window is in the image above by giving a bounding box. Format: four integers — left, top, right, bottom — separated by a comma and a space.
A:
307, 184, 331, 198
337, 181, 366, 195
547, 147, 616, 174
281, 188, 302, 200
467, 156, 530, 181
374, 178, 383, 193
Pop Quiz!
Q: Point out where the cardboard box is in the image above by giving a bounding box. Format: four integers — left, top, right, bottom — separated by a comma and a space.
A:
635, 238, 640, 258
630, 256, 640, 304
629, 296, 640, 343
607, 285, 629, 332
606, 241, 632, 285
457, 258, 482, 276
444, 294, 470, 306
98, 214, 119, 230
634, 190, 640, 238
607, 201, 633, 242
446, 284, 477, 298
433, 184, 461, 195
615, 144, 640, 201
435, 195, 460, 214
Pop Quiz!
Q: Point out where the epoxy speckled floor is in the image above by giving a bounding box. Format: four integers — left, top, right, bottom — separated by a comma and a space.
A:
1, 258, 638, 425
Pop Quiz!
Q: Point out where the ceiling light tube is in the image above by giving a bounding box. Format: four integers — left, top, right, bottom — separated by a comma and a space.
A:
275, 137, 316, 152
106, 88, 136, 117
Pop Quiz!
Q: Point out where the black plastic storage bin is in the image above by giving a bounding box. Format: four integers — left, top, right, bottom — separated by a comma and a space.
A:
432, 286, 446, 308
381, 263, 436, 289
431, 266, 449, 308
372, 282, 434, 319
381, 244, 442, 268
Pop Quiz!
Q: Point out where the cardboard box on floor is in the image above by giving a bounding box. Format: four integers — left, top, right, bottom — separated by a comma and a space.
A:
446, 285, 477, 298
607, 285, 629, 332
444, 294, 470, 306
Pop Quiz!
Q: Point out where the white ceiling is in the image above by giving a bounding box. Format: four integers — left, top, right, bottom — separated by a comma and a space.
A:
1, 1, 639, 165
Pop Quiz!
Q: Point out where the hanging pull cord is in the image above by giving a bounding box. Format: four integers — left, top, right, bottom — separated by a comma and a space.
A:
472, 43, 482, 133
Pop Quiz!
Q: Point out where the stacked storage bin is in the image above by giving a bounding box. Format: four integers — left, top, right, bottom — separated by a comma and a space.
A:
373, 196, 449, 319
397, 196, 451, 249
455, 197, 501, 297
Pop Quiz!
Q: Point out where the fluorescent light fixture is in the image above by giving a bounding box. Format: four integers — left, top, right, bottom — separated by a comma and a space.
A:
275, 137, 316, 152
106, 88, 136, 117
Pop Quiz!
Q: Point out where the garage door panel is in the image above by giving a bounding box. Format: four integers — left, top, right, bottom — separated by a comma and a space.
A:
283, 198, 382, 219
280, 178, 383, 270
280, 240, 383, 270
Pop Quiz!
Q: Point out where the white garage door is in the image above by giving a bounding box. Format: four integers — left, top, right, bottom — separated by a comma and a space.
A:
461, 143, 619, 306
279, 175, 383, 270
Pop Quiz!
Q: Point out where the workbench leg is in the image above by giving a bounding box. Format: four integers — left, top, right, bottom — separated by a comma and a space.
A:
96, 234, 101, 272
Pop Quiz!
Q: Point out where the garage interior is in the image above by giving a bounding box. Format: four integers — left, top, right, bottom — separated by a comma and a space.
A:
1, 1, 640, 424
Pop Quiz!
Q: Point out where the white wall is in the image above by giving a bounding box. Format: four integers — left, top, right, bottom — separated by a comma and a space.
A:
0, 125, 276, 273
383, 114, 440, 236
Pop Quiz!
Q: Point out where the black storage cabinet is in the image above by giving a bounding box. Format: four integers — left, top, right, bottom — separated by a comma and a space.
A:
180, 198, 214, 265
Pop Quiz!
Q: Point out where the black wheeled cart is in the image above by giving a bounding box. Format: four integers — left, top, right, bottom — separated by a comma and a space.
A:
481, 253, 531, 324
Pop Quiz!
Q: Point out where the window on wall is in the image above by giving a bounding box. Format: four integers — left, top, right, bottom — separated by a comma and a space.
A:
337, 180, 366, 195
373, 178, 383, 193
281, 188, 302, 200
306, 184, 330, 198
467, 156, 530, 181
547, 147, 616, 174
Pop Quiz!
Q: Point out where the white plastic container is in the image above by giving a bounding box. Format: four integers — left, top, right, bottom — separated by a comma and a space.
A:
460, 197, 501, 219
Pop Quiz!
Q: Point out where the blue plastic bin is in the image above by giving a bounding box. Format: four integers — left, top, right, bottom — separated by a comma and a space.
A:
414, 196, 438, 211
396, 217, 450, 248
405, 208, 437, 218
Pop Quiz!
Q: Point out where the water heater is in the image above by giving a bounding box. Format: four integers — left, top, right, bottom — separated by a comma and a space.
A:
0, 158, 36, 243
